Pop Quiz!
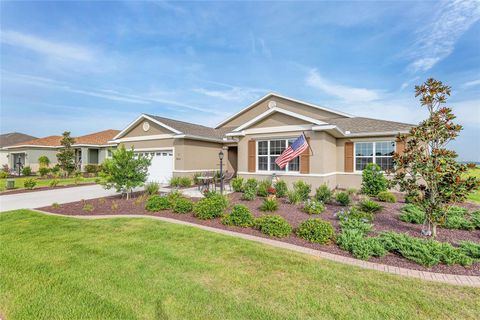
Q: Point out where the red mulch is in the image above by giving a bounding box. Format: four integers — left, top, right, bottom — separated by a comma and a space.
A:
39, 192, 480, 276
0, 183, 96, 195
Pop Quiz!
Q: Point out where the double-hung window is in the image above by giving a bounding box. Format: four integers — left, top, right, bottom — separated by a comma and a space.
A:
257, 139, 300, 172
354, 141, 395, 171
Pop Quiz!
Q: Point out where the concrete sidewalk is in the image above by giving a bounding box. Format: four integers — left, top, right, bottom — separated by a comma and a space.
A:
0, 185, 123, 211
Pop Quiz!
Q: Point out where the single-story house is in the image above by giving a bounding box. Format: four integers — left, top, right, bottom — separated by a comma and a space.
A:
111, 93, 413, 188
0, 132, 38, 169
2, 129, 119, 173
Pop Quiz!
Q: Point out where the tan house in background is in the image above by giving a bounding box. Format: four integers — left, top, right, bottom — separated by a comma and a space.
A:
112, 93, 413, 188
2, 129, 119, 172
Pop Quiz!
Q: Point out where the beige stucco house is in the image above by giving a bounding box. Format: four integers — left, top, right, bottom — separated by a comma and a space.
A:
112, 93, 413, 188
2, 130, 119, 173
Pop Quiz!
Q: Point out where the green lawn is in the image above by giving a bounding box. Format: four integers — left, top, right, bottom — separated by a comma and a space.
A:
0, 176, 97, 192
1, 211, 479, 320
466, 167, 480, 203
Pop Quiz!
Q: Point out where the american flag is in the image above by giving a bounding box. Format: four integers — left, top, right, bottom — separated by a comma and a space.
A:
275, 134, 309, 169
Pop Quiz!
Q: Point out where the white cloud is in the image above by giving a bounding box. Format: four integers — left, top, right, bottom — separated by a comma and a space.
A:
407, 0, 480, 73
1, 30, 95, 61
463, 79, 480, 88
194, 87, 264, 102
305, 69, 382, 102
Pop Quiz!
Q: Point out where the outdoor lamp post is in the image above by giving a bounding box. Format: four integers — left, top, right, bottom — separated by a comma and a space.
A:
16, 157, 23, 176
218, 150, 224, 194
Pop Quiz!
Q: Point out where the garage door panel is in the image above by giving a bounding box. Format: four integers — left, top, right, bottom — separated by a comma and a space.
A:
137, 150, 173, 184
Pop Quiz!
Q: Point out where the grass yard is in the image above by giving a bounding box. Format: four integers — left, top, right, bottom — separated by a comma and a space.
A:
0, 176, 97, 192
1, 210, 479, 320
466, 167, 480, 203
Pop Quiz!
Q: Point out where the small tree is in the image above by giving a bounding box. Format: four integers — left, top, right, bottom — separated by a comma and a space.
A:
392, 78, 479, 238
56, 132, 76, 176
99, 146, 151, 199
38, 155, 50, 168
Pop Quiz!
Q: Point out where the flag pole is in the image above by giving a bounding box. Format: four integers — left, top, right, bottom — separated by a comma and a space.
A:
302, 131, 314, 156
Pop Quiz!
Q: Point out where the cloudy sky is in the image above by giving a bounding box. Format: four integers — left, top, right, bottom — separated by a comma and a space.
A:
1, 1, 479, 161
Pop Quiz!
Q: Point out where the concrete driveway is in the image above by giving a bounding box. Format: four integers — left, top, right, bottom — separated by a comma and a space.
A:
0, 185, 122, 212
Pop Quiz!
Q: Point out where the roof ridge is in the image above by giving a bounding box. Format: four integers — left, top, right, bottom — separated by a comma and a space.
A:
146, 114, 215, 129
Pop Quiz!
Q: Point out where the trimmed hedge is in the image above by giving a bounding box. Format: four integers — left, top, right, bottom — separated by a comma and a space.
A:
145, 195, 171, 211
173, 198, 194, 214
254, 215, 292, 237
222, 204, 254, 227
193, 193, 229, 220
296, 219, 334, 244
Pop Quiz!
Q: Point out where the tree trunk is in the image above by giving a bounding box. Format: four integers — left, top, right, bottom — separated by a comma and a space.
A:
432, 223, 437, 238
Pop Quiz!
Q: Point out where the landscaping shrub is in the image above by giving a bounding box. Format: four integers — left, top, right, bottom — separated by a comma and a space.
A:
74, 176, 83, 185
337, 230, 386, 260
257, 179, 271, 197
111, 201, 119, 210
0, 171, 8, 179
193, 194, 229, 220
134, 194, 148, 206
378, 232, 474, 267
443, 206, 474, 230
357, 198, 382, 213
84, 164, 101, 175
377, 191, 396, 203
38, 167, 50, 177
399, 204, 425, 224
275, 180, 288, 198
471, 211, 480, 229
52, 202, 61, 209
259, 198, 279, 212
335, 191, 351, 206
169, 177, 181, 188
303, 199, 325, 215
1, 164, 8, 173
22, 166, 32, 176
466, 163, 477, 169
293, 180, 311, 201
231, 177, 244, 192
145, 195, 171, 211
339, 219, 373, 235
336, 207, 373, 223
49, 179, 59, 188
144, 181, 160, 195
82, 202, 94, 212
361, 163, 388, 196
173, 198, 194, 214
459, 241, 480, 259
242, 178, 258, 201
296, 219, 334, 244
179, 176, 192, 187
254, 215, 292, 237
51, 165, 61, 176
167, 190, 184, 204
23, 178, 37, 190
222, 204, 254, 227
346, 188, 357, 196
315, 184, 333, 204
286, 190, 302, 205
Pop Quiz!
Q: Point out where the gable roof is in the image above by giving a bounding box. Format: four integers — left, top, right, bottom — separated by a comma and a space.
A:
75, 129, 120, 145
215, 93, 354, 128
326, 117, 414, 135
4, 129, 120, 149
0, 132, 37, 148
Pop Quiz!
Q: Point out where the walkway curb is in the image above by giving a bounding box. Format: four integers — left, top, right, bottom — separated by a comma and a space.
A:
32, 210, 480, 287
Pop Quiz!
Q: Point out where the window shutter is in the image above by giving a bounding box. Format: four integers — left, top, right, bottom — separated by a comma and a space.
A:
395, 139, 405, 156
248, 139, 256, 172
344, 141, 354, 172
299, 137, 310, 174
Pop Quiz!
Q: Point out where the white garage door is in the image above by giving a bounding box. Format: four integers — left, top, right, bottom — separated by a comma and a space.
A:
137, 151, 173, 184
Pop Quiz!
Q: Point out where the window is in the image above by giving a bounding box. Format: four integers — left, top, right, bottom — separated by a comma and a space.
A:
355, 141, 395, 171
257, 139, 300, 172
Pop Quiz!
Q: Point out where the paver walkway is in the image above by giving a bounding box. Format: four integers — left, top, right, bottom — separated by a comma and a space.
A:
32, 210, 480, 287
0, 185, 168, 212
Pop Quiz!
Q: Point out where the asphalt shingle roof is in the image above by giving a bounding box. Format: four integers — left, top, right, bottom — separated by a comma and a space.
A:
0, 132, 37, 147
8, 130, 120, 148
327, 117, 414, 134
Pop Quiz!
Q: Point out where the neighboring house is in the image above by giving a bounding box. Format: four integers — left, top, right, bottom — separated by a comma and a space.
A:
2, 129, 119, 173
112, 93, 413, 188
0, 132, 38, 169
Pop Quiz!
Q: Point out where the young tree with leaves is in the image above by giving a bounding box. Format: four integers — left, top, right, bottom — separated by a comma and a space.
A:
392, 78, 479, 238
38, 155, 50, 168
99, 146, 151, 199
56, 131, 76, 176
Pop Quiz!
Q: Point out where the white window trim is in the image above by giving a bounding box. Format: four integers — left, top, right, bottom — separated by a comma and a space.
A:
354, 141, 396, 173
256, 138, 300, 173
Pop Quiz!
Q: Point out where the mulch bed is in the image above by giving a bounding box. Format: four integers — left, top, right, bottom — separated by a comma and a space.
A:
39, 192, 480, 276
0, 183, 96, 196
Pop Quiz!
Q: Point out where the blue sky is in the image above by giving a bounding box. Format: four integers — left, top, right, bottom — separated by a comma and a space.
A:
1, 1, 479, 161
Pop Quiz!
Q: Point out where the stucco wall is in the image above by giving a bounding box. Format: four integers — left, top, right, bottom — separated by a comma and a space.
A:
122, 119, 173, 138
16, 148, 59, 172
0, 151, 8, 168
